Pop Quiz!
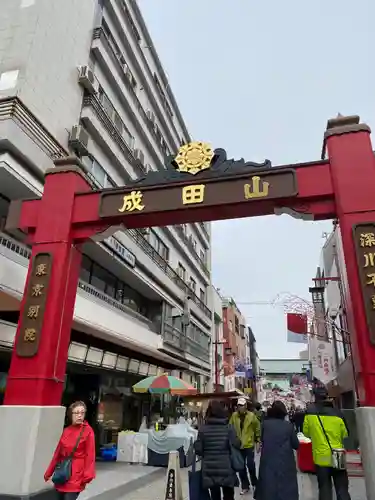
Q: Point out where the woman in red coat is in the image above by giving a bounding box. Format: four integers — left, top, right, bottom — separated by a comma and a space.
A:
44, 401, 96, 500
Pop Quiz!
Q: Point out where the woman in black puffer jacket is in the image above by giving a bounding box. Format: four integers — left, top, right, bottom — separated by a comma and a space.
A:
194, 401, 241, 500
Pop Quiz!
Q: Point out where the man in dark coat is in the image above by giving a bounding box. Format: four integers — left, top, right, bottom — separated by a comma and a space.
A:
195, 401, 241, 500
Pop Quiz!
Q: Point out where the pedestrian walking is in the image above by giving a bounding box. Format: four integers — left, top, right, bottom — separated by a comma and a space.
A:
254, 402, 265, 423
255, 400, 299, 500
194, 400, 241, 500
303, 387, 351, 500
229, 397, 261, 495
293, 408, 305, 434
44, 401, 96, 500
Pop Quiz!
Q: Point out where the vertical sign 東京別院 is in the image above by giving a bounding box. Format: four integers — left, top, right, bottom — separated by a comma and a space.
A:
353, 224, 375, 345
16, 253, 52, 357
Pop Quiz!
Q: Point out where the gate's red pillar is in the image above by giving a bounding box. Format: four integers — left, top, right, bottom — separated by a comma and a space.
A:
325, 115, 375, 406
4, 159, 92, 406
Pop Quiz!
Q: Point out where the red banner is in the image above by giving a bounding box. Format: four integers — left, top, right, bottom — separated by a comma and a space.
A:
286, 313, 308, 334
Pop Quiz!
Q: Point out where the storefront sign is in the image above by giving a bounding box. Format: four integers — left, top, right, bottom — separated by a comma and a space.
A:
105, 236, 136, 268
353, 223, 375, 344
16, 252, 52, 357
224, 374, 236, 392
309, 336, 336, 384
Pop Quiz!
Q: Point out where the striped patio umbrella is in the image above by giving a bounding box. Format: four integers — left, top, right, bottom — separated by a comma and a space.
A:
132, 374, 197, 395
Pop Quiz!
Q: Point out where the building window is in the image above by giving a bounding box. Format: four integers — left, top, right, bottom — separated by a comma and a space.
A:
200, 288, 206, 304
234, 316, 240, 333
82, 156, 116, 188
229, 320, 233, 331
186, 323, 210, 361
199, 249, 206, 264
79, 254, 159, 320
153, 73, 174, 118
119, 1, 141, 43
189, 277, 196, 293
88, 55, 96, 71
177, 262, 186, 281
148, 230, 169, 261
102, 19, 137, 90
80, 255, 93, 283
102, 19, 137, 91
164, 303, 183, 331
90, 263, 111, 293
98, 85, 134, 149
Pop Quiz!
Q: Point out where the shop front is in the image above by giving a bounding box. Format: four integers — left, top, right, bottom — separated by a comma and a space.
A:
0, 325, 187, 455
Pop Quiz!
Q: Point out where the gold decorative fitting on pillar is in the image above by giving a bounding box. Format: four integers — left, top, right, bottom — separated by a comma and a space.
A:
174, 142, 214, 175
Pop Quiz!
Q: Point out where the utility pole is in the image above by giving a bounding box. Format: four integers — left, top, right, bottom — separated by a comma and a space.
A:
212, 321, 229, 392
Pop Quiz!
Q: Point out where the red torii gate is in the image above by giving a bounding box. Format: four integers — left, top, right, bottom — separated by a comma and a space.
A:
4, 114, 375, 410
4, 113, 375, 499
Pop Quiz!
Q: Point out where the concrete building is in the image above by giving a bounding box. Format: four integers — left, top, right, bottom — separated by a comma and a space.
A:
210, 287, 225, 392
316, 227, 356, 408
308, 226, 359, 450
0, 0, 212, 432
222, 297, 247, 390
248, 326, 259, 399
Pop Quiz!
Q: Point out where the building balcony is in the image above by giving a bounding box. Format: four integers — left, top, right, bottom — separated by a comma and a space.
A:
0, 232, 187, 366
81, 93, 143, 179
96, 6, 181, 150
126, 229, 211, 319
0, 231, 211, 368
91, 25, 211, 249
91, 26, 167, 164
162, 323, 210, 370
173, 224, 210, 278
0, 319, 186, 375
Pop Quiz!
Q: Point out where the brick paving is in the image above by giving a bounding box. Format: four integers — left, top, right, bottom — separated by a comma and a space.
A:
119, 467, 367, 500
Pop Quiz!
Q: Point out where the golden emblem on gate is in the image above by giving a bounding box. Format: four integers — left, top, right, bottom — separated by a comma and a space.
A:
174, 142, 214, 175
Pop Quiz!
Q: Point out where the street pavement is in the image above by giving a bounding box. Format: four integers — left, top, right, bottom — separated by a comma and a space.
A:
118, 466, 367, 500
79, 457, 367, 500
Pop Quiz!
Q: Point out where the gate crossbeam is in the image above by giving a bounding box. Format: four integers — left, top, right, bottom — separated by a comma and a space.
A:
7, 159, 335, 243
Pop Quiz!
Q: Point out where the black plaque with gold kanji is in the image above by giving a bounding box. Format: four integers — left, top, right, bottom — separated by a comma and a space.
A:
16, 252, 53, 357
353, 223, 375, 344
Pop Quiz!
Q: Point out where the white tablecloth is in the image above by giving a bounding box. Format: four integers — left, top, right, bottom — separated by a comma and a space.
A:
117, 433, 149, 463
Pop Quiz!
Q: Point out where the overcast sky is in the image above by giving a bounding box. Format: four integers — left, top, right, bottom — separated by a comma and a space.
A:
138, 0, 374, 358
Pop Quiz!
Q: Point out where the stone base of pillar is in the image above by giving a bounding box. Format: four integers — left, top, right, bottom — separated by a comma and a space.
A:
356, 406, 375, 500
0, 405, 65, 500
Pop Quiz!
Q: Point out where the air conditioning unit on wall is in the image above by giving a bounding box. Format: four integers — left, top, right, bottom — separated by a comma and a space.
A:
134, 148, 145, 165
78, 66, 97, 94
146, 110, 156, 123
69, 125, 89, 156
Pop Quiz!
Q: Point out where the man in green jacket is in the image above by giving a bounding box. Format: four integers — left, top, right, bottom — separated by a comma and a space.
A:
229, 397, 261, 494
303, 387, 350, 500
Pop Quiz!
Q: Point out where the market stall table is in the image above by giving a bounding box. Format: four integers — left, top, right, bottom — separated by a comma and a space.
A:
117, 432, 149, 464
